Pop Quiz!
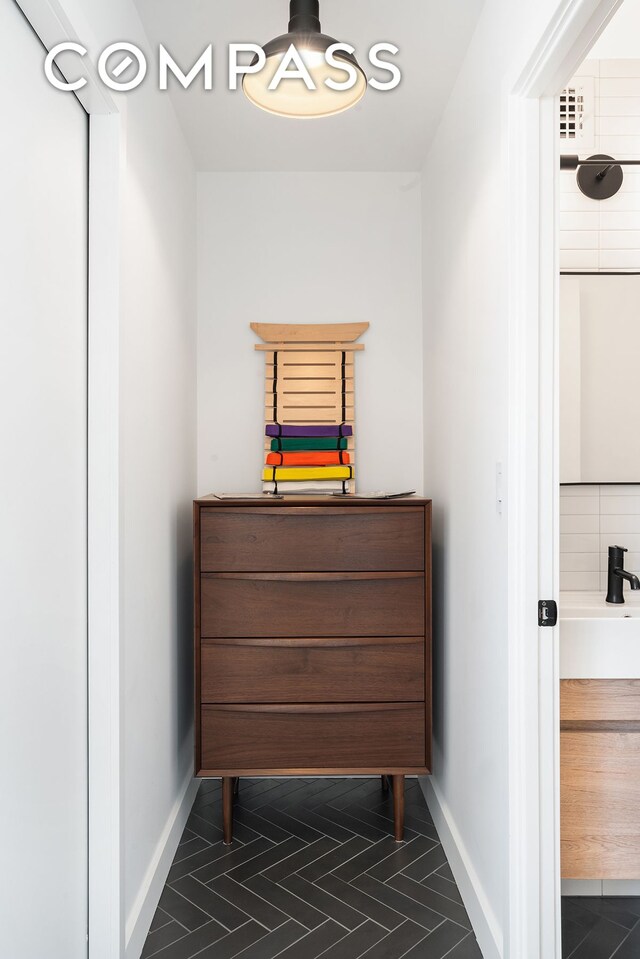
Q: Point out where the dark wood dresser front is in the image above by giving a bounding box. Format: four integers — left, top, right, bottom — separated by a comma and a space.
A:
193, 496, 432, 843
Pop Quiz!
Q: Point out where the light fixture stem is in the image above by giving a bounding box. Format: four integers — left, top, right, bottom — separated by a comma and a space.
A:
289, 0, 321, 33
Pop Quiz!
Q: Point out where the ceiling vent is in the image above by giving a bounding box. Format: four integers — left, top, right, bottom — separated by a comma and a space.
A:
559, 77, 595, 150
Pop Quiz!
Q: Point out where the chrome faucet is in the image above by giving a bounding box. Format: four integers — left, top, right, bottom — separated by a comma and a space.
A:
606, 545, 640, 604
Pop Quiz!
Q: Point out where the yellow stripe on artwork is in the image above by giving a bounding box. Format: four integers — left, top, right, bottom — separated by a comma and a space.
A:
261, 466, 353, 482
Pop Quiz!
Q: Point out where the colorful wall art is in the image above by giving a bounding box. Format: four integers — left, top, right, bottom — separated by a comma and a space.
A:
252, 322, 368, 494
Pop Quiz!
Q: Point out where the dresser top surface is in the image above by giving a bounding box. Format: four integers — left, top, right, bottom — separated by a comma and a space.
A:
195, 495, 431, 508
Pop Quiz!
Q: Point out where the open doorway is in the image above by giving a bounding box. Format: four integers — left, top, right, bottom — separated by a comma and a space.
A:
557, 3, 640, 955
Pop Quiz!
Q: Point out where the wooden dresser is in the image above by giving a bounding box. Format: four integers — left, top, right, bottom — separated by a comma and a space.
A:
193, 496, 432, 843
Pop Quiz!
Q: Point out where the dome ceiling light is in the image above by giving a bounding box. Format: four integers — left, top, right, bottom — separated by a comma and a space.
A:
242, 0, 367, 119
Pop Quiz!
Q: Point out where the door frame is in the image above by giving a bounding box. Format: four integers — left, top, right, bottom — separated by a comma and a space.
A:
507, 0, 624, 956
15, 2, 122, 956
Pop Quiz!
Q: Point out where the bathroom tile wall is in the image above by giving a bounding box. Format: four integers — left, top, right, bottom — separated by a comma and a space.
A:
560, 59, 640, 271
560, 484, 640, 590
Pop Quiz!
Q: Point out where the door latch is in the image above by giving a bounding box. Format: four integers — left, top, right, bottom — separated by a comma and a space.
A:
538, 600, 558, 627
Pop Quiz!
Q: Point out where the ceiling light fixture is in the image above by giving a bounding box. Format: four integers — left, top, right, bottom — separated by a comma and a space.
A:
242, 0, 367, 119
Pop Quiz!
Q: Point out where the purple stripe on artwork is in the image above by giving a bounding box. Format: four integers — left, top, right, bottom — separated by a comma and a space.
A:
266, 424, 353, 438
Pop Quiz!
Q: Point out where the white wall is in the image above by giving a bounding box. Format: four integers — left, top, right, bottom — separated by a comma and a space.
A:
30, 0, 198, 954
197, 172, 423, 496
120, 91, 197, 953
420, 1, 570, 956
0, 4, 88, 955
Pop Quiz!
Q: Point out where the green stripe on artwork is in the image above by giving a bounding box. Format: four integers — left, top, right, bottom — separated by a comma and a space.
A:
269, 437, 349, 452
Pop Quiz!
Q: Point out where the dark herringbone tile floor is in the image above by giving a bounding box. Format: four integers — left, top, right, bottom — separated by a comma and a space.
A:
562, 895, 640, 959
143, 777, 484, 959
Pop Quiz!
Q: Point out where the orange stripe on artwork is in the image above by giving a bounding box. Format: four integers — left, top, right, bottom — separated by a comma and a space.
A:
265, 451, 352, 467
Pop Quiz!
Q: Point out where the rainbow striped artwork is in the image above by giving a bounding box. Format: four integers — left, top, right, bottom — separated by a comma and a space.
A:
252, 323, 368, 494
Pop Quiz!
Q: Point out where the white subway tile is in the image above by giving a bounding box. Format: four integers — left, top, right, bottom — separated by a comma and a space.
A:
600, 211, 640, 230
559, 250, 599, 270
600, 78, 640, 97
560, 485, 600, 496
559, 495, 599, 514
619, 171, 640, 192
560, 191, 600, 212
560, 230, 599, 249
560, 571, 601, 590
600, 58, 640, 79
561, 514, 600, 534
599, 60, 640, 78
601, 230, 640, 249
599, 550, 640, 571
571, 60, 599, 78
600, 115, 640, 136
600, 514, 640, 534
601, 495, 640, 513
599, 249, 640, 269
599, 533, 640, 551
560, 171, 581, 191
561, 534, 600, 552
560, 211, 600, 231
600, 564, 640, 581
560, 552, 600, 572
599, 96, 640, 116
600, 190, 640, 211
599, 134, 640, 153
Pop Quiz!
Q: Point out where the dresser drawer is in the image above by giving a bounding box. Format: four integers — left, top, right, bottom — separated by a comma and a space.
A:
201, 636, 425, 703
201, 703, 426, 770
200, 507, 425, 572
200, 572, 425, 638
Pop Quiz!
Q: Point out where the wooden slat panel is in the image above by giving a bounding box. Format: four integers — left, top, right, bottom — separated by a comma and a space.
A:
267, 379, 355, 393
561, 679, 640, 723
252, 321, 369, 343
201, 637, 425, 703
265, 409, 355, 422
256, 343, 364, 352
267, 364, 354, 379
268, 393, 353, 409
265, 351, 355, 365
265, 404, 354, 413
201, 702, 424, 769
561, 729, 640, 878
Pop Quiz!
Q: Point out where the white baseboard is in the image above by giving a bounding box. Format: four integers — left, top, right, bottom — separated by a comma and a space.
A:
125, 770, 200, 959
420, 777, 503, 959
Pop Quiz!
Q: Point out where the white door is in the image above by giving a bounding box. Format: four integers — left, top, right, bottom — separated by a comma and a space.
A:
0, 2, 88, 956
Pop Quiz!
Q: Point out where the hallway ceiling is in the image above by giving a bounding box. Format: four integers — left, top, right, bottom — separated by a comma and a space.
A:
132, 0, 484, 171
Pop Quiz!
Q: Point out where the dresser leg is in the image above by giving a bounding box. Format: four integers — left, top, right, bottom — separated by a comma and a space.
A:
222, 777, 234, 844
392, 775, 405, 842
